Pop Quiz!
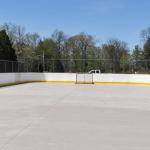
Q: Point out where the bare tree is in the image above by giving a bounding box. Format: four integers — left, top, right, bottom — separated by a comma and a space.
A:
102, 39, 129, 73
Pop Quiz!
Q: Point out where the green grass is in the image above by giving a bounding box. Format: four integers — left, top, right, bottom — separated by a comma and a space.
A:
0, 82, 31, 88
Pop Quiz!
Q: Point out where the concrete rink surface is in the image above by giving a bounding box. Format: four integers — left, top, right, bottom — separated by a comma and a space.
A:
0, 83, 150, 150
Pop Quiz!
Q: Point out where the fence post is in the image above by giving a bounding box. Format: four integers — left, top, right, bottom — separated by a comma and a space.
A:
4, 61, 6, 72
53, 60, 54, 72
12, 61, 13, 72
27, 62, 28, 72
38, 62, 39, 72
146, 60, 148, 71
18, 62, 19, 72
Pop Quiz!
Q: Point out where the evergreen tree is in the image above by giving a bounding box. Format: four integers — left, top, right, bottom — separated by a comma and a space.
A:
0, 30, 17, 61
143, 38, 150, 69
144, 38, 150, 60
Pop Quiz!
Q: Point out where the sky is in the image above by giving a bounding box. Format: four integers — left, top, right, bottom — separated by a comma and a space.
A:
0, 0, 150, 48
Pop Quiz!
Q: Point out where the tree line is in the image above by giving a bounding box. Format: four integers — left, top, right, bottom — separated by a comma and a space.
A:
0, 23, 150, 73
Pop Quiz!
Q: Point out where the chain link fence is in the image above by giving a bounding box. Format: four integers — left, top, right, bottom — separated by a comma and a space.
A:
0, 59, 150, 74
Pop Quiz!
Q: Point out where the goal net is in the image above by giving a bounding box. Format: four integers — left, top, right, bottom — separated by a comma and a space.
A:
76, 73, 94, 84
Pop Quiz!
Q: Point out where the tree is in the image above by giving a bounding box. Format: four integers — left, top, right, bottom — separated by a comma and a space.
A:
25, 33, 40, 50
51, 30, 68, 71
141, 27, 150, 41
0, 23, 17, 45
131, 45, 144, 72
21, 33, 41, 60
0, 30, 17, 61
0, 23, 41, 60
52, 30, 67, 52
102, 39, 129, 73
144, 38, 150, 59
37, 38, 64, 72
37, 38, 57, 59
67, 33, 96, 72
141, 27, 150, 60
143, 38, 150, 69
132, 45, 143, 61
0, 23, 26, 58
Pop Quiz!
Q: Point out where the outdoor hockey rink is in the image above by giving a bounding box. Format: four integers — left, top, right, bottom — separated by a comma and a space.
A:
0, 82, 150, 150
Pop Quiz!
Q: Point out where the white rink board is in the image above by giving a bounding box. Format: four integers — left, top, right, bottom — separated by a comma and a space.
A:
94, 74, 150, 84
0, 73, 150, 85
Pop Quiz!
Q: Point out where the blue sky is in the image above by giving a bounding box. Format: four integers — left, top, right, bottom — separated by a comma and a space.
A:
0, 0, 150, 48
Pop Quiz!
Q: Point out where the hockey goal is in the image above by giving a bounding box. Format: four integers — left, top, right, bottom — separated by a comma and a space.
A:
76, 73, 94, 84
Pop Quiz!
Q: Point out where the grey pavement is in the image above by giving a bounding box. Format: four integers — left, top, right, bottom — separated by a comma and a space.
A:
0, 83, 150, 150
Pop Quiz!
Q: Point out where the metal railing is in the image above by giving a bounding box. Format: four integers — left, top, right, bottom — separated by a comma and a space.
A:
0, 59, 150, 74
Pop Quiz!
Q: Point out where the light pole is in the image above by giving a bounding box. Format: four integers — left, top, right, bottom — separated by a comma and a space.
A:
33, 50, 45, 72
36, 51, 45, 72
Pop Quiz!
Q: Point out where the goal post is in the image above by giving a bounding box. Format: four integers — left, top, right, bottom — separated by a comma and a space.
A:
76, 73, 94, 84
